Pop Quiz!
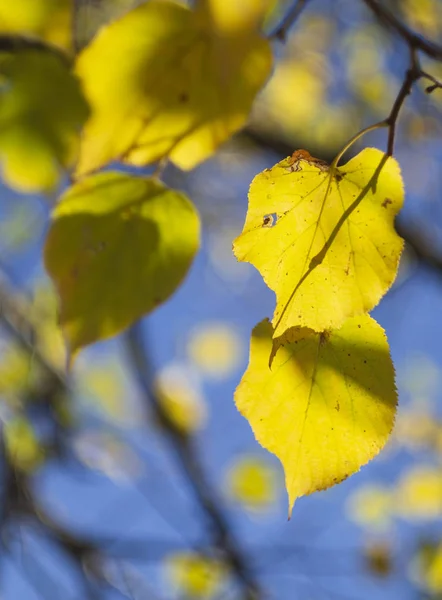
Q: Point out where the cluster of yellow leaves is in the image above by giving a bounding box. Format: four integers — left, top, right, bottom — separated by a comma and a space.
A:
75, 0, 272, 175
0, 0, 272, 356
233, 147, 404, 514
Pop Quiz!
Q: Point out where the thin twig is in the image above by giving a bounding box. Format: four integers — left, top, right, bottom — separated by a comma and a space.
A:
126, 324, 262, 600
385, 48, 421, 156
270, 0, 310, 41
362, 0, 442, 60
421, 70, 442, 93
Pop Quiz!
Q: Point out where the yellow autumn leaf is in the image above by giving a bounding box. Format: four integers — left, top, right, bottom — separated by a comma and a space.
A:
44, 172, 200, 356
0, 0, 73, 51
166, 552, 227, 599
226, 454, 279, 512
235, 315, 397, 514
394, 465, 442, 520
74, 0, 272, 176
0, 51, 89, 192
233, 147, 404, 336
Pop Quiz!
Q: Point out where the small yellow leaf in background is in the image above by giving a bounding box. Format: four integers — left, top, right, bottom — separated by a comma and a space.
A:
0, 0, 73, 51
44, 172, 200, 356
154, 363, 207, 434
0, 51, 88, 192
0, 344, 37, 403
75, 0, 272, 176
394, 465, 442, 520
347, 484, 393, 532
4, 417, 44, 472
411, 542, 442, 594
393, 410, 440, 451
233, 148, 404, 336
166, 552, 227, 599
226, 454, 279, 512
235, 315, 397, 514
187, 322, 242, 379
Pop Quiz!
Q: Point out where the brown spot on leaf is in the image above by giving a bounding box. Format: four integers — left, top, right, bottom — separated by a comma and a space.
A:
382, 198, 392, 208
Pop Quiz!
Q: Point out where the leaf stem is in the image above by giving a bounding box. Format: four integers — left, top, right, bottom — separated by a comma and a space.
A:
330, 121, 387, 170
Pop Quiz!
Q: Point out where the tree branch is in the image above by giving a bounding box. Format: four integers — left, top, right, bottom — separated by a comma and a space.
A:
126, 324, 262, 600
270, 0, 310, 41
362, 0, 442, 60
385, 48, 421, 156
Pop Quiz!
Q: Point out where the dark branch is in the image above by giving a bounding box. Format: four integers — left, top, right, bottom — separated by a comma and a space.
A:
362, 0, 442, 60
126, 324, 262, 600
385, 48, 421, 156
270, 0, 310, 41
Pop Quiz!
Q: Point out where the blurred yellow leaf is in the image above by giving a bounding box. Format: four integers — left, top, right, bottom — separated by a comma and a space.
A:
75, 0, 272, 175
235, 315, 397, 514
81, 364, 127, 421
0, 0, 73, 51
394, 466, 442, 521
4, 417, 44, 472
0, 345, 35, 401
227, 455, 279, 512
187, 322, 241, 379
233, 148, 404, 336
44, 173, 200, 356
0, 51, 88, 192
347, 484, 392, 531
167, 552, 227, 599
402, 0, 442, 40
29, 285, 67, 369
414, 542, 442, 594
393, 410, 439, 451
155, 363, 206, 434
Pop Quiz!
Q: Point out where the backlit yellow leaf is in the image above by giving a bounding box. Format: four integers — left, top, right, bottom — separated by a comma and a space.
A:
235, 315, 397, 514
0, 0, 73, 51
75, 0, 272, 176
0, 51, 88, 192
166, 552, 227, 599
233, 148, 404, 336
44, 172, 200, 356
